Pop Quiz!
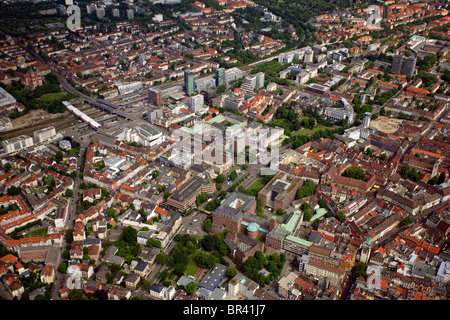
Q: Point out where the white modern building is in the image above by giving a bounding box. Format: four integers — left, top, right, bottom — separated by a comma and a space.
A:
189, 94, 206, 113
34, 126, 56, 144
59, 139, 71, 151
2, 135, 34, 154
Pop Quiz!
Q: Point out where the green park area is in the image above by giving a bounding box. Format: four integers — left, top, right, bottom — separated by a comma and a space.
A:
292, 125, 339, 137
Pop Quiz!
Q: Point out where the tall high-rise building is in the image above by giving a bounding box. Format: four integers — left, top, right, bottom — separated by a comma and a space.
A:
391, 55, 416, 77
127, 9, 134, 20
400, 56, 416, 77
304, 49, 314, 63
215, 68, 224, 87
189, 94, 204, 113
185, 70, 195, 96
148, 88, 162, 106
96, 7, 105, 19
391, 55, 403, 75
255, 72, 265, 89
363, 112, 371, 128
360, 236, 372, 265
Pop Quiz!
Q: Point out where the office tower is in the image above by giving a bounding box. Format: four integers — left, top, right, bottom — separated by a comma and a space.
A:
185, 70, 195, 96
391, 55, 403, 75
391, 55, 416, 77
256, 72, 265, 89
148, 108, 163, 124
304, 49, 314, 63
127, 9, 134, 20
363, 112, 371, 128
400, 56, 416, 77
190, 94, 204, 113
215, 68, 224, 87
148, 88, 162, 106
96, 7, 105, 19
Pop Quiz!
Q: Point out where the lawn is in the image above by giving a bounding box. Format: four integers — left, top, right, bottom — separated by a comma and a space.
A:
39, 92, 66, 102
25, 227, 48, 237
291, 125, 338, 137
185, 255, 198, 276
246, 177, 267, 194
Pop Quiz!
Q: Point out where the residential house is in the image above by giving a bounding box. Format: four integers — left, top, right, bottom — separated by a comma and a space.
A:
125, 272, 140, 290
40, 265, 55, 284
150, 283, 166, 299
107, 286, 132, 300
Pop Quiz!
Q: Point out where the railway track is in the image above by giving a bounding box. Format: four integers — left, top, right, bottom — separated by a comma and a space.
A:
0, 113, 81, 139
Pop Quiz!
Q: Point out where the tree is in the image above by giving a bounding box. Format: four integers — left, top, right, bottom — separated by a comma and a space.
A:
65, 189, 74, 197
156, 253, 169, 265
353, 262, 367, 279
173, 262, 187, 275
229, 170, 237, 181
342, 166, 367, 181
226, 266, 238, 279
297, 179, 315, 199
203, 218, 212, 233
400, 215, 413, 227
335, 211, 346, 223
69, 289, 84, 300
186, 281, 198, 295
147, 238, 161, 248
122, 226, 137, 244
318, 199, 327, 208
4, 162, 11, 173
7, 186, 20, 196
55, 151, 63, 163
438, 172, 447, 184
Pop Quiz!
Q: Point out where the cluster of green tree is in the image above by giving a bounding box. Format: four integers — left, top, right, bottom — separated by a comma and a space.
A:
269, 104, 315, 135
301, 105, 341, 127
101, 226, 141, 264
0, 201, 19, 215
397, 111, 415, 121
0, 2, 60, 35
240, 251, 286, 286
401, 165, 422, 182
442, 69, 450, 84
196, 192, 210, 207
231, 7, 266, 32
166, 233, 229, 277
296, 179, 316, 199
352, 97, 374, 120
204, 197, 222, 212
417, 54, 437, 72
341, 166, 367, 181
251, 60, 290, 83
0, 73, 76, 114
285, 124, 345, 150
352, 261, 367, 279
428, 172, 446, 186
418, 70, 439, 89
399, 215, 413, 227
374, 87, 398, 106
300, 202, 314, 221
